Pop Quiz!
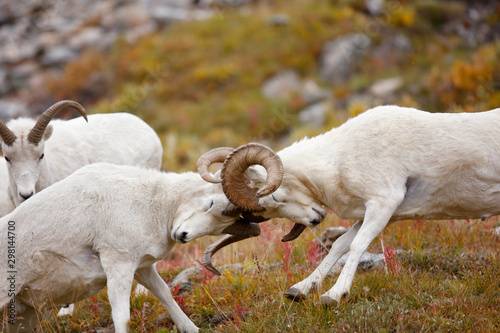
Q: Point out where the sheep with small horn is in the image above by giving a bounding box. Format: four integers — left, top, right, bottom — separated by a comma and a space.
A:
0, 100, 163, 207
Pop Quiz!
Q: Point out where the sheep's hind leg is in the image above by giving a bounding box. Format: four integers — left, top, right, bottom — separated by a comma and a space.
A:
320, 199, 400, 305
135, 265, 199, 333
285, 220, 362, 301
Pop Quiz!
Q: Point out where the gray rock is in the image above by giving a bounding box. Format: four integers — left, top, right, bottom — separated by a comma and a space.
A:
365, 0, 384, 15
9, 61, 39, 90
170, 266, 199, 291
300, 79, 330, 105
38, 32, 60, 49
261, 69, 302, 101
0, 69, 9, 95
317, 226, 349, 249
0, 99, 28, 119
114, 3, 151, 30
494, 227, 500, 236
369, 77, 403, 99
1, 39, 40, 64
329, 252, 385, 275
215, 0, 253, 8
319, 33, 371, 84
48, 17, 84, 35
124, 22, 157, 43
298, 101, 330, 128
372, 33, 412, 67
68, 27, 104, 49
40, 45, 78, 66
268, 13, 289, 26
150, 5, 190, 23
392, 34, 412, 52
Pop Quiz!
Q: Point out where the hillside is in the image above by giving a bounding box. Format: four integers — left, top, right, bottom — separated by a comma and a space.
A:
2, 0, 499, 170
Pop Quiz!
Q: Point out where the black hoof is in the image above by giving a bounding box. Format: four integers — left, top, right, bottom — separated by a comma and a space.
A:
284, 287, 306, 302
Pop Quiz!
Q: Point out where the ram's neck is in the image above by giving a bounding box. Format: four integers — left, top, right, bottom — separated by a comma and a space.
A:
278, 129, 344, 211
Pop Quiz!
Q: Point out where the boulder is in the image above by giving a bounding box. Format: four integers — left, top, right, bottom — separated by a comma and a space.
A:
368, 77, 403, 100
319, 33, 372, 84
298, 101, 330, 128
317, 226, 349, 250
365, 0, 384, 15
261, 69, 302, 101
329, 252, 386, 275
40, 45, 78, 66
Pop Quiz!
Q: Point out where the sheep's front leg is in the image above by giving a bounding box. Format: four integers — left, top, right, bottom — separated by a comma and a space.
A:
135, 265, 199, 333
103, 261, 135, 333
320, 199, 399, 305
285, 220, 362, 301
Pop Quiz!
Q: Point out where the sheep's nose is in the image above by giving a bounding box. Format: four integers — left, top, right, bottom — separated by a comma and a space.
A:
19, 192, 34, 201
310, 219, 321, 226
178, 231, 188, 244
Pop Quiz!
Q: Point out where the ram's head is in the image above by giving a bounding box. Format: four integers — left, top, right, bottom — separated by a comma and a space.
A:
197, 143, 328, 274
0, 100, 87, 205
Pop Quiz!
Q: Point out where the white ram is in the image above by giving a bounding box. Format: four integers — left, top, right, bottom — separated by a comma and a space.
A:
199, 105, 500, 305
0, 162, 271, 332
0, 100, 162, 207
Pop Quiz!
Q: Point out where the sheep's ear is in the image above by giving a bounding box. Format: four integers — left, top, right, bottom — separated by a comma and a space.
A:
43, 125, 53, 141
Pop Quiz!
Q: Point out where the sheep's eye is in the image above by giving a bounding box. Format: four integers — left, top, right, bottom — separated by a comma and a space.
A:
4, 156, 10, 163
38, 153, 44, 161
206, 200, 214, 211
272, 194, 286, 203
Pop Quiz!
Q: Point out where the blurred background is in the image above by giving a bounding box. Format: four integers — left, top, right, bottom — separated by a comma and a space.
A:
1, 0, 499, 171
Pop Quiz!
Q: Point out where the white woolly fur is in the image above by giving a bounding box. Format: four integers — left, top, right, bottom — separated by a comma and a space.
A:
0, 163, 241, 333
245, 105, 500, 304
0, 112, 163, 207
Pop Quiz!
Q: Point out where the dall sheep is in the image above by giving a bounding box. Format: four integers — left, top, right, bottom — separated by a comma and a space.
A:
198, 105, 500, 305
0, 162, 272, 332
0, 100, 163, 207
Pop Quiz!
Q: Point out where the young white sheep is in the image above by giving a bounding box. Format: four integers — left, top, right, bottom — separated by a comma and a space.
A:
199, 105, 500, 305
0, 162, 271, 333
0, 100, 163, 207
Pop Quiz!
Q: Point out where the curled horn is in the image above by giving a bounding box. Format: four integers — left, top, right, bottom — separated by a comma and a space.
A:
28, 100, 87, 144
281, 223, 307, 242
203, 213, 269, 275
203, 234, 249, 276
0, 121, 16, 146
197, 147, 235, 183
220, 143, 283, 212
